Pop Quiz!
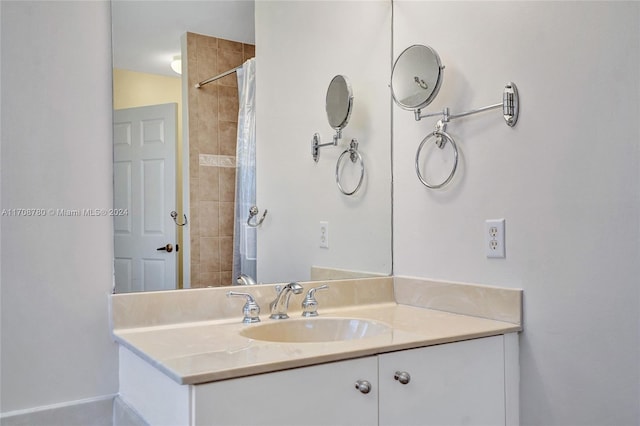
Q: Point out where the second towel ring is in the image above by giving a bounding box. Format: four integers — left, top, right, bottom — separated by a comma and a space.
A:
336, 139, 364, 196
415, 125, 458, 189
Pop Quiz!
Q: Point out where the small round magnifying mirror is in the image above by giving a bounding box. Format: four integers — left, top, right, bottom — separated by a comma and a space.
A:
391, 44, 444, 110
326, 75, 353, 131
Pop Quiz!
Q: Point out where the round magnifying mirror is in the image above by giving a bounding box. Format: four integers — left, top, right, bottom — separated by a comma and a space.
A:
391, 45, 444, 110
326, 75, 353, 130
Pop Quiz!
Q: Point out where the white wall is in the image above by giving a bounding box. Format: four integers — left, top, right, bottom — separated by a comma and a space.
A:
393, 2, 639, 425
0, 1, 118, 415
255, 1, 392, 283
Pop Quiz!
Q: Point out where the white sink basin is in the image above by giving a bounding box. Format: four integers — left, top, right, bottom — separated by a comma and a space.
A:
239, 317, 391, 343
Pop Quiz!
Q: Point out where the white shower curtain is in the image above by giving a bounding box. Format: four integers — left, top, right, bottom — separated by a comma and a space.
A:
232, 58, 257, 282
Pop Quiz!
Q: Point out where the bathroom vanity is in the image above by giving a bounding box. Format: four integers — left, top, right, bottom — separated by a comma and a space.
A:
111, 277, 522, 426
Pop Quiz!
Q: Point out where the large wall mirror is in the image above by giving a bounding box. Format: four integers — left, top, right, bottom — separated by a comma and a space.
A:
111, 0, 392, 293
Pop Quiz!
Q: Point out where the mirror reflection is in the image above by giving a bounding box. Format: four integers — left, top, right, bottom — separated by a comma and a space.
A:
325, 75, 353, 131
111, 1, 392, 293
391, 44, 444, 110
111, 1, 255, 293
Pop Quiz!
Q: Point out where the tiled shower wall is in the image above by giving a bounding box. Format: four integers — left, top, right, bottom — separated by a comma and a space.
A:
186, 32, 255, 288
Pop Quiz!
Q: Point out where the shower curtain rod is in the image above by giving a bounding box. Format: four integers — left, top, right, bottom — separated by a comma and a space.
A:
195, 66, 241, 89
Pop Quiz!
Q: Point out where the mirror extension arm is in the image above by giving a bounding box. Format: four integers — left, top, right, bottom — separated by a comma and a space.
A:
312, 131, 342, 163
414, 82, 519, 127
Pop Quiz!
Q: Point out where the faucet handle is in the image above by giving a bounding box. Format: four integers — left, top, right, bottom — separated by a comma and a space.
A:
301, 284, 329, 317
273, 282, 303, 294
227, 291, 261, 324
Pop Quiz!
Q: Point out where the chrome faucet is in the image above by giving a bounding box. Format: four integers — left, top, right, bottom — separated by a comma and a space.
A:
236, 273, 257, 286
269, 282, 303, 319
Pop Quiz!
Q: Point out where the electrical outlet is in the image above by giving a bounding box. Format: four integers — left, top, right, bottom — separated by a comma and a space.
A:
485, 219, 505, 258
319, 221, 329, 248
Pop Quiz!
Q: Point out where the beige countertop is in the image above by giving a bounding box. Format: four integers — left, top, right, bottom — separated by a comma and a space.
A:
113, 296, 521, 385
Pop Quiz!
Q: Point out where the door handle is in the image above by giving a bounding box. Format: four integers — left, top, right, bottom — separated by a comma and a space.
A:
156, 244, 173, 253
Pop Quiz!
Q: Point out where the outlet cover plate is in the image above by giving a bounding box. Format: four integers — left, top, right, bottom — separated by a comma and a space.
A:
485, 219, 505, 258
319, 221, 329, 248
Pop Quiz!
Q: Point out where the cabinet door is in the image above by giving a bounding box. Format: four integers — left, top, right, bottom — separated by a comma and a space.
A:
379, 335, 505, 426
193, 356, 378, 426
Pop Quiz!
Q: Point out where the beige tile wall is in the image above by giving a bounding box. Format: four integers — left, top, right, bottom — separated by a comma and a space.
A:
187, 32, 255, 288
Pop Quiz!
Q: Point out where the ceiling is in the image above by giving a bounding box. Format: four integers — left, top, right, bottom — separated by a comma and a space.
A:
111, 0, 255, 77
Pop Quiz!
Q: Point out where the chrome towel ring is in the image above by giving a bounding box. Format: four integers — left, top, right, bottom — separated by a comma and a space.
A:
415, 121, 458, 189
336, 139, 365, 196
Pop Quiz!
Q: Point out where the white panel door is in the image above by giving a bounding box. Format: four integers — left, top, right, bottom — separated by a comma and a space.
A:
114, 104, 177, 293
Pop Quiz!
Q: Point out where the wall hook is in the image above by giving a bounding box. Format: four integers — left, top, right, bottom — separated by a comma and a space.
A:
247, 206, 268, 228
170, 210, 188, 226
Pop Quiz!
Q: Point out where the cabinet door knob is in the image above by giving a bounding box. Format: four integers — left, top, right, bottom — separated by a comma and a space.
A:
354, 380, 372, 394
394, 371, 411, 385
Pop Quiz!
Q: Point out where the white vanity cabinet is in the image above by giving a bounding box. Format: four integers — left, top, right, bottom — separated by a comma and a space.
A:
194, 335, 514, 426
119, 333, 518, 426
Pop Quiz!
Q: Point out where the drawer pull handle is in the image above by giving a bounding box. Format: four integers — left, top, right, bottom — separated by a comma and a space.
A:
355, 380, 372, 394
394, 371, 411, 385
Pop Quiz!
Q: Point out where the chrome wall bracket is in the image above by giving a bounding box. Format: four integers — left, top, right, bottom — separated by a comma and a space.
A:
415, 82, 520, 127
502, 82, 519, 127
312, 130, 342, 163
